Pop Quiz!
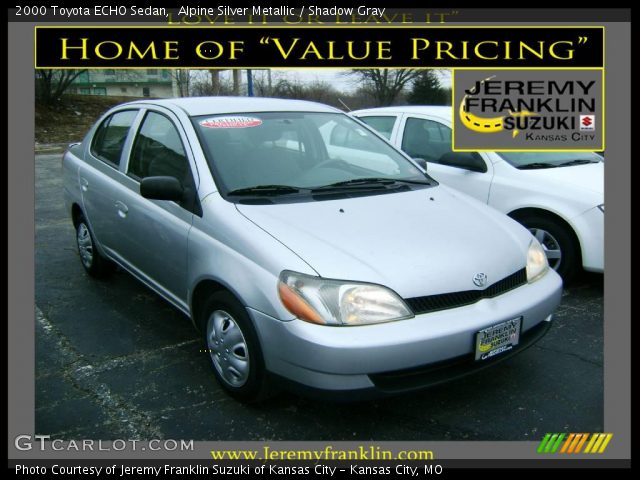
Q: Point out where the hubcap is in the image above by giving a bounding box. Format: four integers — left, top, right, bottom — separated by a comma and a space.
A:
77, 223, 94, 268
529, 228, 562, 270
206, 310, 250, 388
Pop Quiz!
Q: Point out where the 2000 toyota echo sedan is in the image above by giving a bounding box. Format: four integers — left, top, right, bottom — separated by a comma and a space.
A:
63, 97, 562, 402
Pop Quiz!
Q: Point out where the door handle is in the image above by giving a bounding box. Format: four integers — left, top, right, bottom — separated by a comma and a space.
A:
80, 177, 89, 192
114, 200, 129, 218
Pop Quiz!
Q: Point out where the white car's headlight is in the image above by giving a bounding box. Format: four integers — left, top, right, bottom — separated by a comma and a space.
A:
278, 271, 413, 326
526, 238, 549, 283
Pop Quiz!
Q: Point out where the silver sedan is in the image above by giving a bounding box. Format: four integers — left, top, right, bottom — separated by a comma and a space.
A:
63, 97, 562, 402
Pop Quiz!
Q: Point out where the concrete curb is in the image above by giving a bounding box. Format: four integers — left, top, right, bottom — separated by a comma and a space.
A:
35, 143, 68, 154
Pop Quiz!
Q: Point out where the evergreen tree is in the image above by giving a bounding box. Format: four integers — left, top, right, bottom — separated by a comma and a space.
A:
407, 71, 449, 105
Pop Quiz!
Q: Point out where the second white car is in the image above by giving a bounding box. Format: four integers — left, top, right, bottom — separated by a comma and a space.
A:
353, 106, 604, 280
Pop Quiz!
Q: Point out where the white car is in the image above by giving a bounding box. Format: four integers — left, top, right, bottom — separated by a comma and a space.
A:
353, 106, 604, 280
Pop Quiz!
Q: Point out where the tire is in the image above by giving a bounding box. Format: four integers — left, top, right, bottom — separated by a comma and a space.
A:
75, 214, 113, 278
200, 291, 275, 403
517, 214, 579, 282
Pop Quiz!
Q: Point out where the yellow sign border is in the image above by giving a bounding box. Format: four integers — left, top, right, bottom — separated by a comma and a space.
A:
34, 24, 606, 70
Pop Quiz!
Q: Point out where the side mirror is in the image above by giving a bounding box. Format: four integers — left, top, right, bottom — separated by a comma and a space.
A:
412, 157, 428, 171
140, 176, 184, 201
438, 152, 487, 173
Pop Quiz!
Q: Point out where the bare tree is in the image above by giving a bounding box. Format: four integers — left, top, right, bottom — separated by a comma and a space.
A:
232, 70, 241, 95
35, 69, 88, 105
250, 73, 270, 97
170, 70, 191, 97
248, 70, 275, 97
209, 70, 221, 95
346, 69, 422, 106
207, 69, 241, 95
192, 70, 234, 96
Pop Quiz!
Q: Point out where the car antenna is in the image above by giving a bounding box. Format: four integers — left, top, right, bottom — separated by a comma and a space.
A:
338, 98, 351, 112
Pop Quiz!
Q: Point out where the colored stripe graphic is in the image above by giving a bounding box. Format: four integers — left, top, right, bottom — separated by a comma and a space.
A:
537, 433, 565, 453
597, 434, 614, 453
559, 433, 575, 453
562, 433, 588, 453
574, 433, 590, 453
538, 433, 613, 454
584, 433, 614, 453
537, 434, 552, 453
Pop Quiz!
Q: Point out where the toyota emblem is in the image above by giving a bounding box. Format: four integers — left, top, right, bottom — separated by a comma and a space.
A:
473, 273, 488, 287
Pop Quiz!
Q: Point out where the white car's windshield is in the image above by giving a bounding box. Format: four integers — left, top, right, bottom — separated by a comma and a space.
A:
192, 112, 434, 201
498, 152, 603, 169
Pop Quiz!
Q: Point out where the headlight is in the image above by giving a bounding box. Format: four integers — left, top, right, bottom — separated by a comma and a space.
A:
278, 270, 413, 326
526, 238, 549, 283
597, 204, 604, 213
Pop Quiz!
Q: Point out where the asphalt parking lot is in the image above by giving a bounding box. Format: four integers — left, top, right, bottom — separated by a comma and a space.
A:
35, 153, 603, 441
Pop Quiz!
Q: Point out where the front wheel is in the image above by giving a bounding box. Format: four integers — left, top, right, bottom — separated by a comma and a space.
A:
201, 291, 275, 402
518, 214, 579, 282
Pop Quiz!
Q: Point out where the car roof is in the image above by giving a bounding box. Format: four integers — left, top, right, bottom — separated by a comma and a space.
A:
122, 96, 343, 116
352, 105, 451, 119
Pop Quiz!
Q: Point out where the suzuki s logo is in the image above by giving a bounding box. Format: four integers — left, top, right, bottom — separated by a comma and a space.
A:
473, 273, 488, 287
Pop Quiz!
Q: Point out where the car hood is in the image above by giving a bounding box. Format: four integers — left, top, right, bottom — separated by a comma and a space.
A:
518, 162, 604, 195
235, 186, 532, 299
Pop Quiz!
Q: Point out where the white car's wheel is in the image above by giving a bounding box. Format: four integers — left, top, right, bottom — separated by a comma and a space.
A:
519, 215, 579, 281
528, 228, 562, 271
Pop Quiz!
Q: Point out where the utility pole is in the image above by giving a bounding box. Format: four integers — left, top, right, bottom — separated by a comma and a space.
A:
247, 70, 254, 97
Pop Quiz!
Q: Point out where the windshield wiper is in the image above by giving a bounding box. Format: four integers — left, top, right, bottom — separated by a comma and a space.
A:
313, 177, 430, 190
517, 163, 559, 170
227, 185, 305, 196
556, 159, 599, 167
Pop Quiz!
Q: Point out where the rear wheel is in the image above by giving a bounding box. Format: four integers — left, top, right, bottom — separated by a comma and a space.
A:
201, 291, 275, 402
517, 214, 579, 282
75, 215, 112, 278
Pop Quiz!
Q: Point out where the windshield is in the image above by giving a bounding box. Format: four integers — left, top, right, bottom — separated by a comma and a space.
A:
498, 152, 603, 169
192, 112, 433, 202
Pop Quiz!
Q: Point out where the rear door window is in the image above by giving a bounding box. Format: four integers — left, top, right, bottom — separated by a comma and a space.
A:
90, 110, 138, 167
358, 115, 397, 140
401, 117, 452, 163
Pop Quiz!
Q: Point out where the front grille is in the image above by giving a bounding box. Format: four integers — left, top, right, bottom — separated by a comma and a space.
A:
405, 268, 527, 315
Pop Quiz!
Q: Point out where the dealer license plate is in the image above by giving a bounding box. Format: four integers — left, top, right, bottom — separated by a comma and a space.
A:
475, 317, 522, 361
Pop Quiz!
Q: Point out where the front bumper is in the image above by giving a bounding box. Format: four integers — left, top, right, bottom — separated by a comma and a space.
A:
250, 269, 562, 397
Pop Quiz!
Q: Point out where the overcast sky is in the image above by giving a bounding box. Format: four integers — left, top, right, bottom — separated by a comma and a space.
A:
290, 69, 451, 90
216, 69, 451, 93
291, 69, 452, 90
